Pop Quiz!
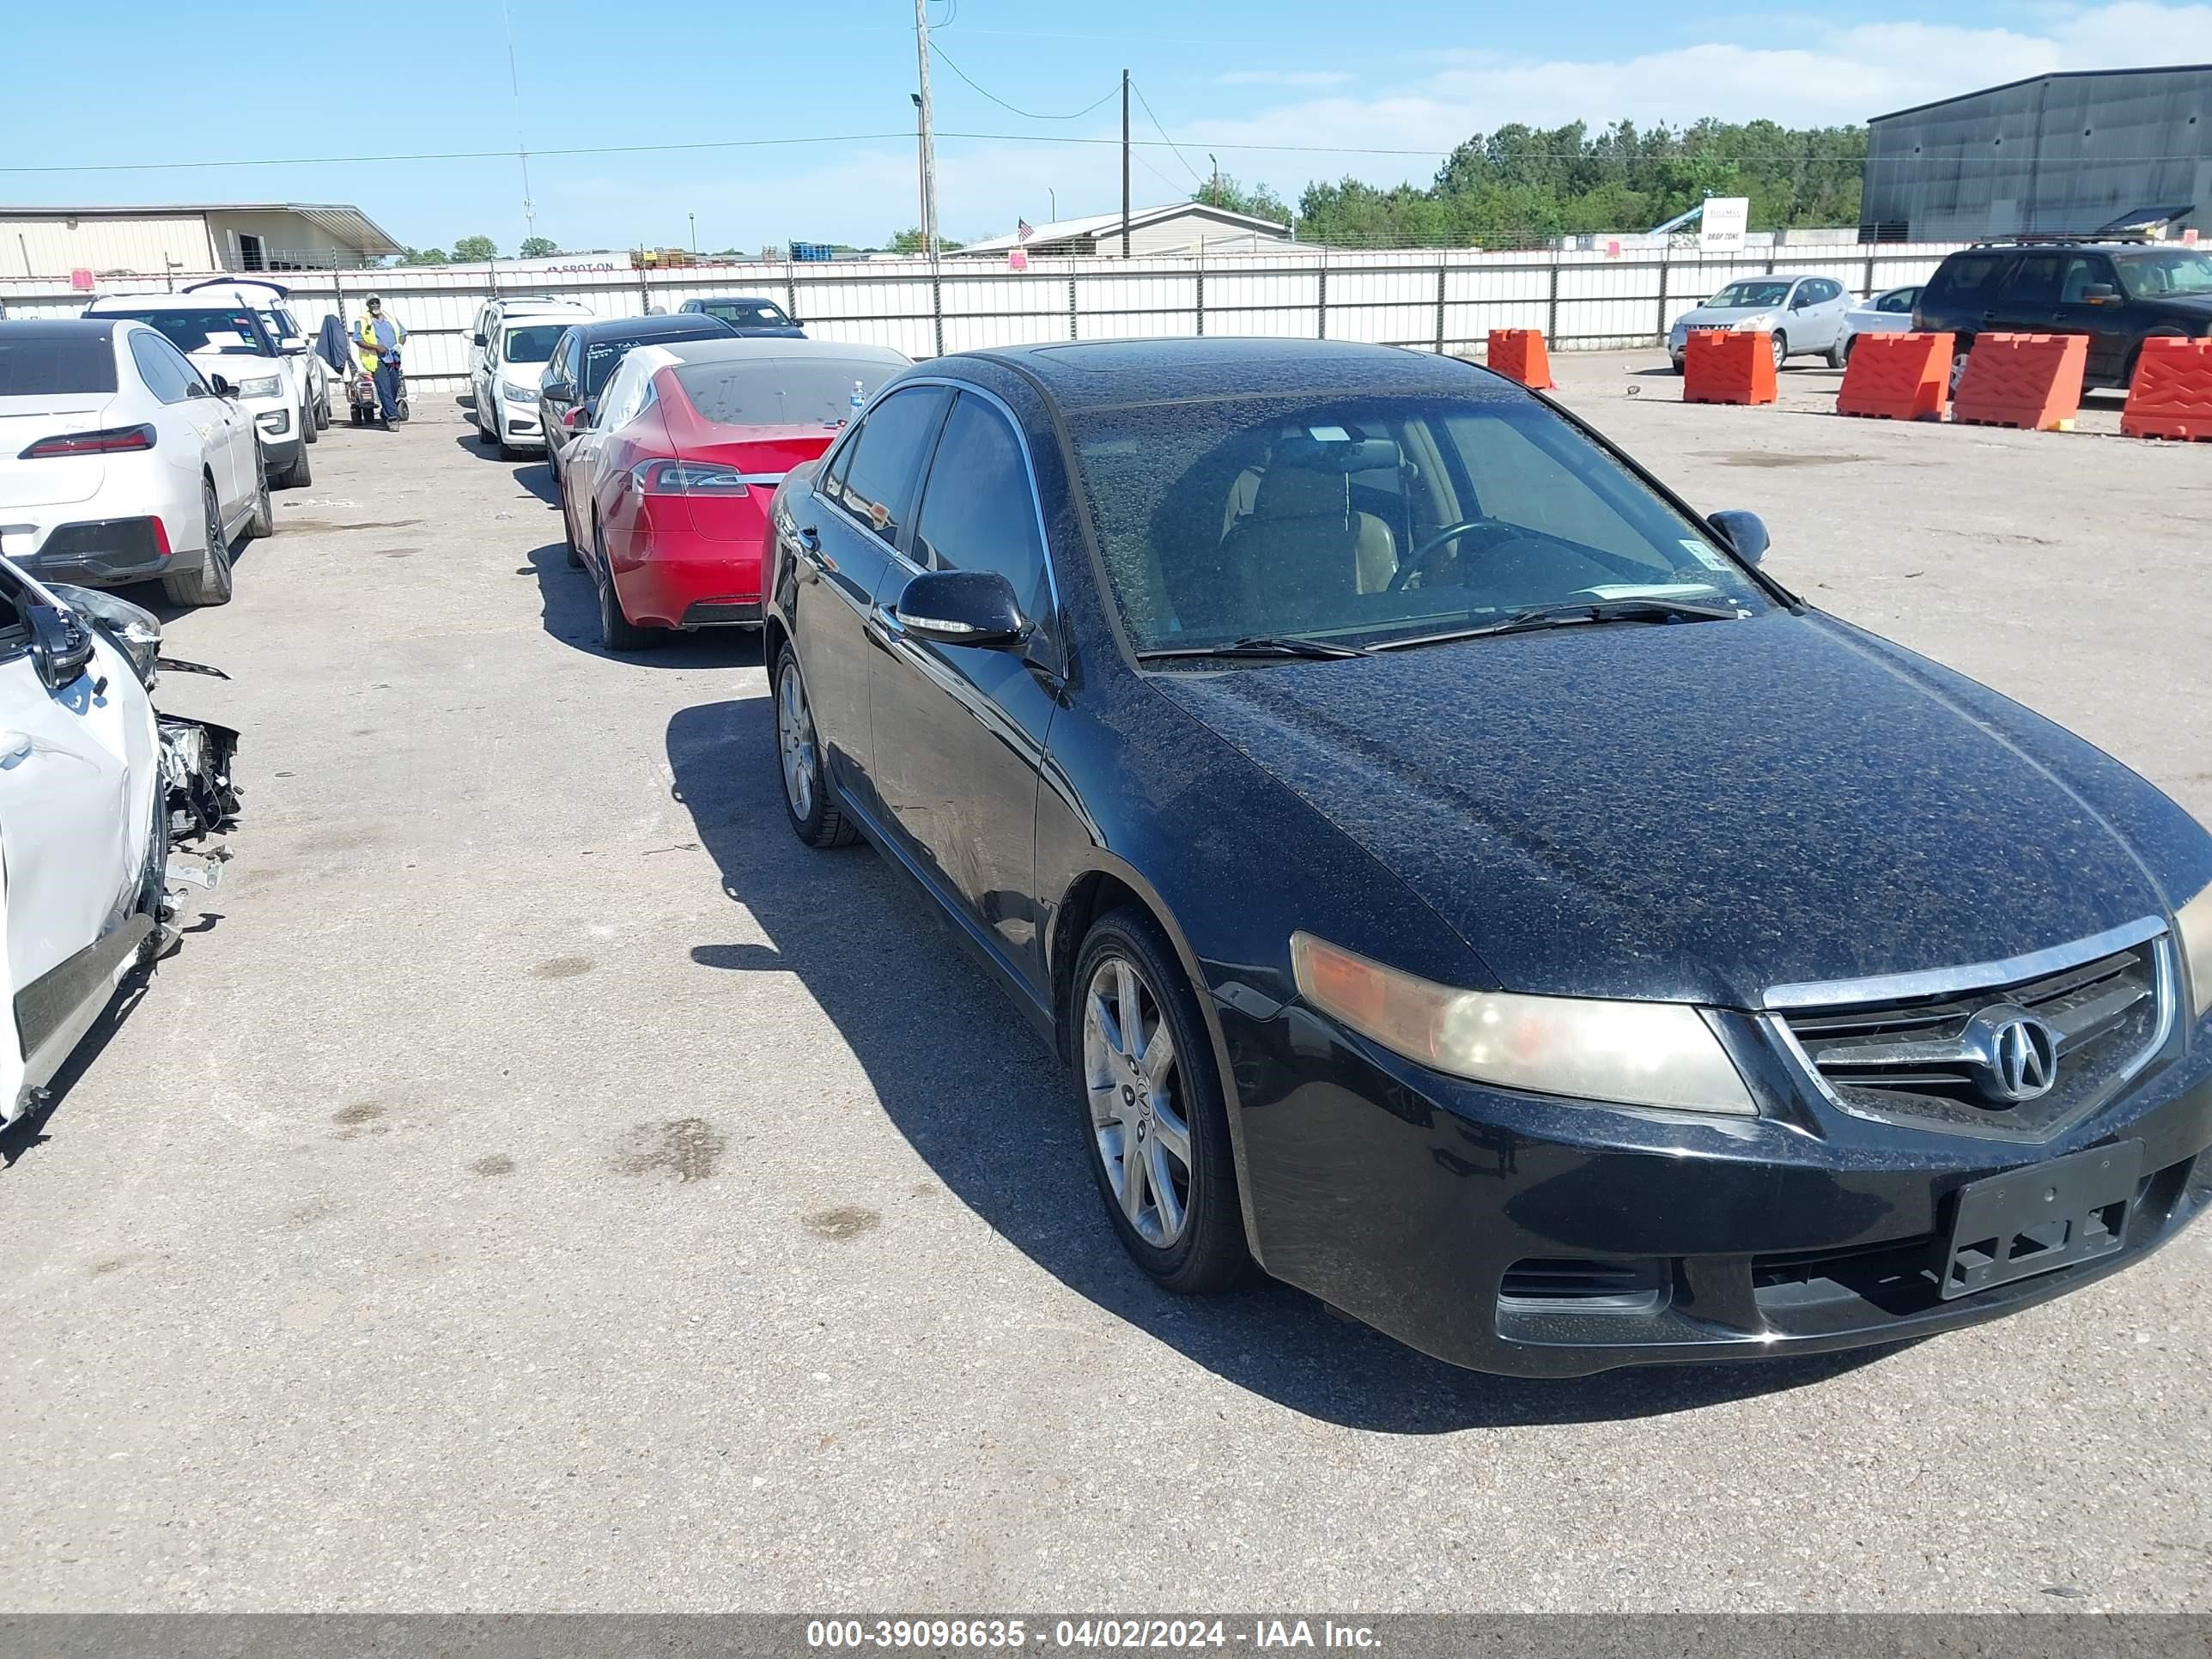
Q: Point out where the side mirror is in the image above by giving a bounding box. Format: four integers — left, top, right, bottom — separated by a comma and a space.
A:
2080, 283, 2119, 305
27, 604, 97, 691
542, 380, 572, 402
210, 374, 237, 398
471, 331, 488, 347
280, 334, 307, 352
1707, 509, 1770, 567
893, 568, 1029, 649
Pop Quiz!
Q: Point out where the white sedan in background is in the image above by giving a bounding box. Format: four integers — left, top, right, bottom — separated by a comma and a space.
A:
0, 318, 268, 606
1840, 284, 1923, 362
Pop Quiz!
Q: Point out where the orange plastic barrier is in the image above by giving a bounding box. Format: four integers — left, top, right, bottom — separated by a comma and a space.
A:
1835, 331, 1952, 422
2120, 337, 2212, 441
1683, 329, 1778, 406
1951, 333, 2086, 431
1486, 328, 1555, 390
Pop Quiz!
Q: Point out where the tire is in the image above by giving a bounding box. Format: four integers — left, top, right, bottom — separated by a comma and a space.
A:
562, 495, 584, 568
314, 394, 331, 431
242, 465, 273, 539
773, 644, 857, 848
301, 402, 319, 444
1071, 908, 1250, 1294
1771, 331, 1789, 371
163, 478, 235, 607
1669, 356, 1686, 375
495, 410, 524, 462
275, 442, 312, 490
349, 404, 365, 428
1951, 343, 1972, 393
592, 524, 663, 653
1826, 336, 1850, 369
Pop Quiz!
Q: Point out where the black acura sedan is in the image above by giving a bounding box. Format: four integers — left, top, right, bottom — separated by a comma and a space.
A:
762, 338, 2212, 1377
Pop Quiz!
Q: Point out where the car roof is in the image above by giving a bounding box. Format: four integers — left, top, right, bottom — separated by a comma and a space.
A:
686, 295, 786, 305
573, 313, 736, 342
1955, 241, 2159, 254
655, 337, 906, 368
951, 337, 1515, 414
0, 317, 122, 340
84, 293, 261, 313
492, 296, 593, 314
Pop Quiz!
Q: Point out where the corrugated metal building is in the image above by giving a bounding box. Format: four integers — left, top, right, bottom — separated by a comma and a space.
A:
1863, 65, 2212, 240
0, 204, 403, 278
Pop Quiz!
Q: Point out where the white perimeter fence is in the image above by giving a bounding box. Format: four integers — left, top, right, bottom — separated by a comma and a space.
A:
1, 243, 1968, 393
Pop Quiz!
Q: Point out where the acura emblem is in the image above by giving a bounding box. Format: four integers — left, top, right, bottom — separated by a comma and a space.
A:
1961, 1005, 2060, 1104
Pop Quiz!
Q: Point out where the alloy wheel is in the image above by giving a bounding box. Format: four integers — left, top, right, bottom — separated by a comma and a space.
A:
776, 661, 817, 822
1082, 955, 1193, 1248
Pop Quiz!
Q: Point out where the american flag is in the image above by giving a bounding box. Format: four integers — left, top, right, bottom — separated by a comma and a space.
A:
1017, 219, 1034, 243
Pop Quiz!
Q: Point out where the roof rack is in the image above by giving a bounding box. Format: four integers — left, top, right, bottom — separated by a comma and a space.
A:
1968, 232, 2159, 246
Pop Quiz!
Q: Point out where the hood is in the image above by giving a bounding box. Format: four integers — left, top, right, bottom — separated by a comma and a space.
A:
1673, 306, 1777, 335
183, 349, 281, 398
1152, 611, 2201, 1007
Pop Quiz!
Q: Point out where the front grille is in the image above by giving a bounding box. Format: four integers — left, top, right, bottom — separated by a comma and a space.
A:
1773, 927, 2171, 1140
1498, 1257, 1666, 1314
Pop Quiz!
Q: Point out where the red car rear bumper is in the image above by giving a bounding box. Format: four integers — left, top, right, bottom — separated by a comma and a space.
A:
608, 515, 764, 629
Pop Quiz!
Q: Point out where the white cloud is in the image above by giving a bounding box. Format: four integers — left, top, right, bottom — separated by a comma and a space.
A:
1215, 70, 1354, 88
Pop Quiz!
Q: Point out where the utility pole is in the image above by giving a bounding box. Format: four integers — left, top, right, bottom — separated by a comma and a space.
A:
689, 212, 697, 256
1209, 153, 1219, 202
914, 0, 940, 259
1121, 69, 1131, 258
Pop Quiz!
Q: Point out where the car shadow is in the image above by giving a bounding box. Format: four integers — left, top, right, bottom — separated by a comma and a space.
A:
0, 972, 155, 1169
525, 543, 764, 669
513, 462, 559, 505
665, 696, 1900, 1432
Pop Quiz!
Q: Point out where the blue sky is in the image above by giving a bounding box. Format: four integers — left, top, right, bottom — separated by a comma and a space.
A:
5, 0, 2209, 252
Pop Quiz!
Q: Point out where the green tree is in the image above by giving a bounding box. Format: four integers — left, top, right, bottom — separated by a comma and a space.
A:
889, 228, 966, 252
397, 246, 448, 265
518, 235, 556, 258
452, 234, 498, 262
1194, 174, 1292, 228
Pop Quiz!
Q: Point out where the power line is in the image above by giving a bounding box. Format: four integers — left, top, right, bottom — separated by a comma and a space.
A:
1130, 80, 1206, 185
930, 44, 1119, 122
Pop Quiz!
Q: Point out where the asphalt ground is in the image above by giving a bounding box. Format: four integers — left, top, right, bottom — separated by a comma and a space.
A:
2, 350, 2208, 1613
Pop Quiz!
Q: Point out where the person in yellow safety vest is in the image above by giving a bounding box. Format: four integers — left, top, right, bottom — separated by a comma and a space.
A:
354, 295, 408, 430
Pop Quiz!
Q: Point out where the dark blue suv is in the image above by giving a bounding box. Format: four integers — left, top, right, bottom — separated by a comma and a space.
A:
1917, 239, 2212, 389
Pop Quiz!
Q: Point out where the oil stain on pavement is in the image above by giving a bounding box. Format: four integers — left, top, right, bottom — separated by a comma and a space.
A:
616, 1119, 725, 1183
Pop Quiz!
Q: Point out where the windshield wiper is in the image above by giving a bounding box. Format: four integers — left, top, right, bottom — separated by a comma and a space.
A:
1369, 598, 1744, 653
1136, 634, 1375, 662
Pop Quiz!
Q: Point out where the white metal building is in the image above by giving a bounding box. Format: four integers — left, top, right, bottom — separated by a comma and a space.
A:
0, 204, 403, 278
957, 202, 1296, 257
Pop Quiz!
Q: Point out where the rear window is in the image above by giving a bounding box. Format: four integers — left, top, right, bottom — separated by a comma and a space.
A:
699, 299, 792, 329
1927, 254, 2006, 301
0, 334, 118, 395
98, 307, 270, 356
581, 325, 727, 393
672, 358, 896, 426
504, 324, 567, 363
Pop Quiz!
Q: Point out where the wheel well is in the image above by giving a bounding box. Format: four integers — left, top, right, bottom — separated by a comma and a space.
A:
763, 615, 791, 673
1049, 870, 1145, 1060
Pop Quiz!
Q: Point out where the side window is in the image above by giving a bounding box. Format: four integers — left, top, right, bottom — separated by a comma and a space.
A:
909, 393, 1050, 619
1928, 254, 2004, 303
2007, 255, 2064, 306
2061, 256, 2117, 303
128, 330, 194, 404
1875, 287, 1915, 314
828, 386, 949, 545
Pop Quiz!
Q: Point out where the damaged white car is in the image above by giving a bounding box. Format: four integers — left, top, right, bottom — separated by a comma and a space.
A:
0, 555, 237, 1123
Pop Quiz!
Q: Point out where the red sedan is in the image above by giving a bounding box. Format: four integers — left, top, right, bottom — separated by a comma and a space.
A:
560, 337, 911, 651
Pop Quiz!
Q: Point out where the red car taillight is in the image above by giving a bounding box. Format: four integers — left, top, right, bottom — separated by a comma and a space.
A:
631, 459, 751, 496
18, 422, 157, 459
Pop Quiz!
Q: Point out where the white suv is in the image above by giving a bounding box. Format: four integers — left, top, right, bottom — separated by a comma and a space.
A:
180, 278, 332, 435
83, 292, 313, 489
471, 299, 593, 459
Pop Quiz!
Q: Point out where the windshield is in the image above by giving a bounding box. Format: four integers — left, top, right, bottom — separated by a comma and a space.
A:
2116, 249, 2212, 297
0, 334, 118, 395
700, 299, 791, 328
672, 357, 896, 425
100, 307, 270, 356
504, 324, 567, 364
1703, 281, 1790, 309
581, 326, 726, 394
1069, 392, 1770, 658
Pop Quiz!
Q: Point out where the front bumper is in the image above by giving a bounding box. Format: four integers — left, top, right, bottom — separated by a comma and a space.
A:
1219, 992, 2212, 1376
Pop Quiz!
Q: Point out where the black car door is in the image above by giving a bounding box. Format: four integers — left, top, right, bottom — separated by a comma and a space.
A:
793, 385, 951, 808
2048, 252, 2132, 386
866, 388, 1061, 998
1987, 252, 2064, 335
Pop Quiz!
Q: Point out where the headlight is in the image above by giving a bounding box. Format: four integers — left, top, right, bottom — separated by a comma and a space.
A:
2178, 880, 2212, 1020
502, 382, 538, 404
235, 375, 283, 398
46, 581, 161, 686
1290, 933, 1757, 1115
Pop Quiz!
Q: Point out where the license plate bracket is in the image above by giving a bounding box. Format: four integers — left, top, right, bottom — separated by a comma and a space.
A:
1941, 1139, 2142, 1301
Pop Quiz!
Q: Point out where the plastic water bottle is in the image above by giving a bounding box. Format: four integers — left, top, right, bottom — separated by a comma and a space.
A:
848, 380, 866, 420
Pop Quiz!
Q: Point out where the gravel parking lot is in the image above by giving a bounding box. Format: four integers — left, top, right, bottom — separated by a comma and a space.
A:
3, 348, 2208, 1613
